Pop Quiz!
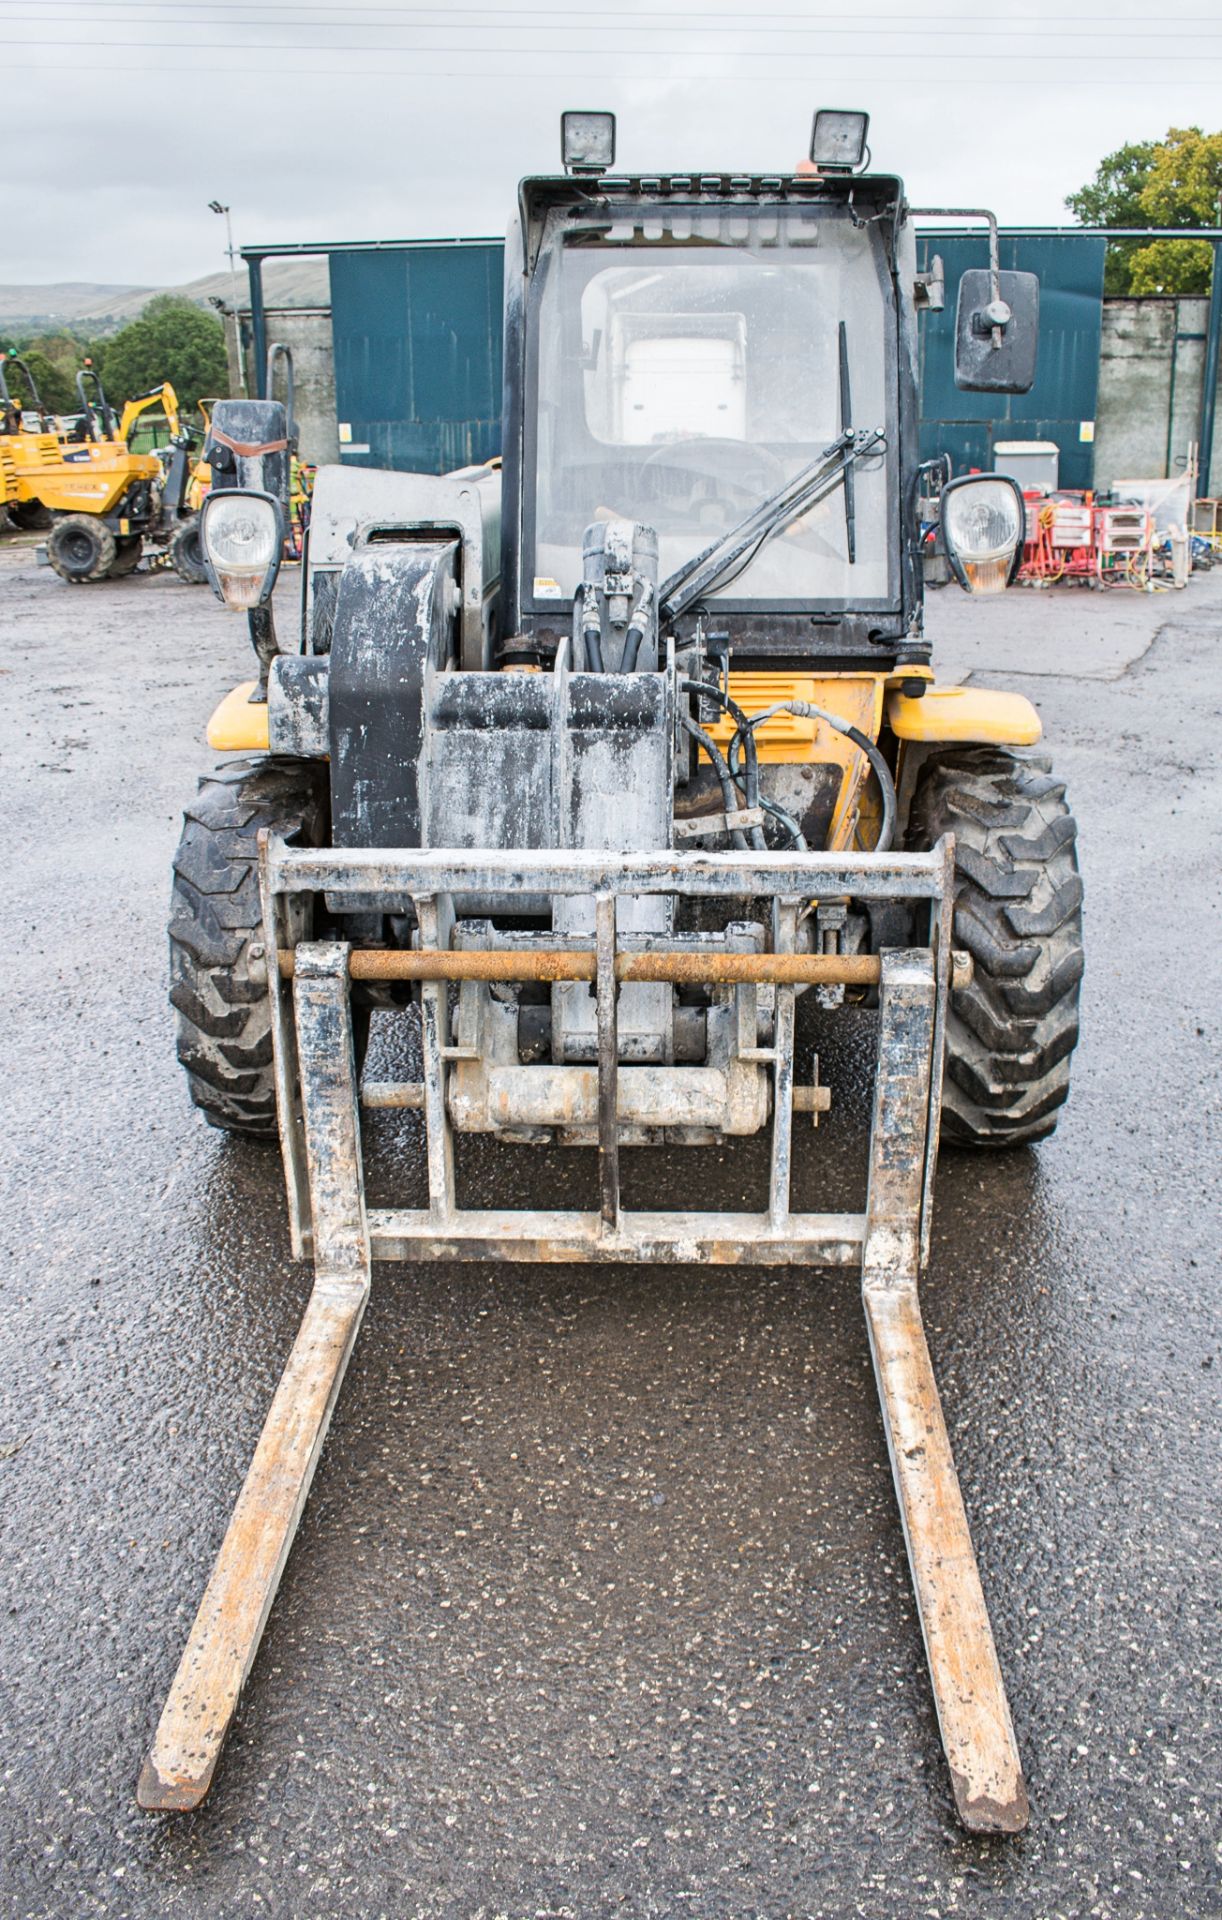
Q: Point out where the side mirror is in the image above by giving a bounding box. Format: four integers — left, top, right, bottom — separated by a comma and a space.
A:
205, 398, 292, 511
954, 268, 1039, 393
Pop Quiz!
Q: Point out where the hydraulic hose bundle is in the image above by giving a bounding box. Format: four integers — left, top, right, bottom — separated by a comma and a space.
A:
687, 683, 898, 854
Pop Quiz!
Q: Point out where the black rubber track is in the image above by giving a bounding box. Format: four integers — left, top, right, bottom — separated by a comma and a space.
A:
169, 757, 328, 1136
906, 746, 1084, 1148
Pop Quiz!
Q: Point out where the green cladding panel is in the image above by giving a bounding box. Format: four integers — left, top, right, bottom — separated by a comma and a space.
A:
916, 232, 1107, 490
329, 243, 504, 473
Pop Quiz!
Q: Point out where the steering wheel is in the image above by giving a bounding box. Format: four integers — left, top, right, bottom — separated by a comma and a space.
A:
639, 437, 787, 530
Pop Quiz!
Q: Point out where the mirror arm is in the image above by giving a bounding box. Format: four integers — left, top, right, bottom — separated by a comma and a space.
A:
248, 604, 279, 702
910, 206, 1007, 349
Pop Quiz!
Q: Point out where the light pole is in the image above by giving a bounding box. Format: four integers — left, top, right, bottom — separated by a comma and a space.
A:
208, 199, 247, 396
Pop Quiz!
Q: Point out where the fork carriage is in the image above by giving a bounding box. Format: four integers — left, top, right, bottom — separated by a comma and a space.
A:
143, 829, 1028, 1832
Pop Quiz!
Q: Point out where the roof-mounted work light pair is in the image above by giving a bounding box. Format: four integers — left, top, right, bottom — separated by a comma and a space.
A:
560, 108, 870, 177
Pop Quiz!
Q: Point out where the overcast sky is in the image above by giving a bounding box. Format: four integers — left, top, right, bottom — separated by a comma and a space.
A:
4, 0, 1221, 287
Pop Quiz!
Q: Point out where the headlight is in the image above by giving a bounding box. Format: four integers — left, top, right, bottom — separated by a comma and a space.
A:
940, 473, 1025, 595
200, 489, 284, 609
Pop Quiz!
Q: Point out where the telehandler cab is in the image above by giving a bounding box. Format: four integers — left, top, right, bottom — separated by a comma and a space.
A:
147, 110, 1083, 1833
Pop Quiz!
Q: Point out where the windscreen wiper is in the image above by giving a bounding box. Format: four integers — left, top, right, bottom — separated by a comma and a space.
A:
839, 321, 856, 565
657, 425, 885, 624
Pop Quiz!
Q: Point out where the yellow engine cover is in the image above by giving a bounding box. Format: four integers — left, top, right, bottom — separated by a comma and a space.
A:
702, 671, 888, 849
704, 671, 884, 761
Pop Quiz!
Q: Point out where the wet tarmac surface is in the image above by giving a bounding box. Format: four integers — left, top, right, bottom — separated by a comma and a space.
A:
0, 540, 1218, 1919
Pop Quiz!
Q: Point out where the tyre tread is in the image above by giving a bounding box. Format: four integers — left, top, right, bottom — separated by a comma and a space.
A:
169, 757, 325, 1136
907, 745, 1084, 1149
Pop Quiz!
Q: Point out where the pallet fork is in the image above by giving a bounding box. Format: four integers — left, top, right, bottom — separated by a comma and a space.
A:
139, 833, 1028, 1834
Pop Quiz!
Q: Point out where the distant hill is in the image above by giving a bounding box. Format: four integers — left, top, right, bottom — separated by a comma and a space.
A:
0, 281, 152, 331
0, 261, 331, 335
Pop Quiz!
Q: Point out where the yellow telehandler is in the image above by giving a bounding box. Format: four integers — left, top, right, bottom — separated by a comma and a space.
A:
145, 110, 1083, 1836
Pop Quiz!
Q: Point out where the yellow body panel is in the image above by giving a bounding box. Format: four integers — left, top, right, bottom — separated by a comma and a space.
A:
10, 436, 163, 514
705, 671, 884, 762
886, 684, 1041, 746
705, 671, 888, 849
207, 682, 270, 752
187, 458, 210, 513
6, 429, 63, 501
0, 441, 16, 505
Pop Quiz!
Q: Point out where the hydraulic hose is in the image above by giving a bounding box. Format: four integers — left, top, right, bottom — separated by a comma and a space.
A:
743, 701, 898, 853
680, 678, 767, 850
722, 717, 809, 850
678, 712, 749, 850
619, 578, 655, 674
574, 582, 604, 672
754, 793, 809, 851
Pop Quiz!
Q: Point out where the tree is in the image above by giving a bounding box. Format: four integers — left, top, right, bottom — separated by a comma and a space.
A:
1067, 127, 1222, 297
99, 295, 229, 415
1131, 126, 1222, 295
1065, 139, 1157, 295
1127, 237, 1214, 297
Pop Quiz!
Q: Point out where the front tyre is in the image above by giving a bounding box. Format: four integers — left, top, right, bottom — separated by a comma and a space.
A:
47, 513, 116, 583
8, 498, 52, 532
906, 747, 1084, 1148
169, 514, 208, 585
169, 757, 328, 1136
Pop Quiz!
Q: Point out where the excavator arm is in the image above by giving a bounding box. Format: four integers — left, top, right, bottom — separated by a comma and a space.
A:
118, 382, 182, 444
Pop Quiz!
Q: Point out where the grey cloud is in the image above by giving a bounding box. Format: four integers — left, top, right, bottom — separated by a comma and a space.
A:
3, 2, 1218, 287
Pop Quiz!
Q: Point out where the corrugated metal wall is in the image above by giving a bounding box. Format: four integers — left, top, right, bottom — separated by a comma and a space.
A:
329, 242, 503, 473
916, 233, 1107, 489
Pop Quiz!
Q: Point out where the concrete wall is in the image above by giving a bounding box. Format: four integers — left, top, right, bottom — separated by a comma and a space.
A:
222, 306, 339, 466
1094, 297, 1220, 494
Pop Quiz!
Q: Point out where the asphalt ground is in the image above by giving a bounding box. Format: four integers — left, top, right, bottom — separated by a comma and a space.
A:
0, 538, 1218, 1920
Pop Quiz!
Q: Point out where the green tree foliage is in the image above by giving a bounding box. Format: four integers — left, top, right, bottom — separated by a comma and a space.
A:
99, 295, 229, 414
1130, 127, 1222, 294
2, 348, 75, 415
1127, 237, 1214, 296
1065, 139, 1156, 295
1067, 127, 1222, 296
